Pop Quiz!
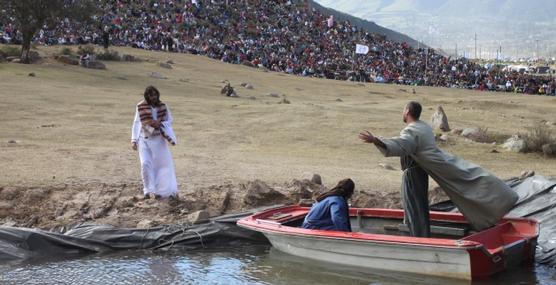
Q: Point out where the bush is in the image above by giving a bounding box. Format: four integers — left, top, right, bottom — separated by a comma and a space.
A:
60, 47, 73, 56
522, 124, 555, 153
462, 126, 491, 143
77, 44, 95, 55
0, 45, 21, 57
96, 49, 121, 61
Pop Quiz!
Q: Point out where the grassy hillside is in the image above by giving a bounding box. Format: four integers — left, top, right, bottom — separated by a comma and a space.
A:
1, 45, 555, 194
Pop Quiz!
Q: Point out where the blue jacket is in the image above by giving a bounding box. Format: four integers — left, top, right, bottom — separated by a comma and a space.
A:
301, 196, 351, 232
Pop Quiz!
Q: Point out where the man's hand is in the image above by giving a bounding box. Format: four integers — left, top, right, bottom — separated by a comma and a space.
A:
131, 142, 138, 151
359, 130, 376, 144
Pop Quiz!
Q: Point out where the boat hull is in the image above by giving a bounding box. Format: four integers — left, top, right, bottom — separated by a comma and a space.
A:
263, 230, 473, 280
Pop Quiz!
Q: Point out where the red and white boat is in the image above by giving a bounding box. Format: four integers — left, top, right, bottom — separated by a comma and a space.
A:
237, 205, 538, 280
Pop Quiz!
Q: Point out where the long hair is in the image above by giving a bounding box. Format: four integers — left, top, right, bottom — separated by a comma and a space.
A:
144, 85, 161, 106
316, 178, 355, 202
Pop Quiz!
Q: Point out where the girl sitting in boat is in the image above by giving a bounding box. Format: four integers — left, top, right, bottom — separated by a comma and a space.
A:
301, 178, 354, 232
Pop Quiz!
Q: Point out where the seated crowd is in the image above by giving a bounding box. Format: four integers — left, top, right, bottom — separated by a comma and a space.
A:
1, 0, 554, 95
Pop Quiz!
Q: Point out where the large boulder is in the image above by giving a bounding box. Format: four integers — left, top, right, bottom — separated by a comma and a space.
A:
430, 106, 450, 131
243, 180, 288, 207
502, 135, 526, 153
282, 179, 325, 202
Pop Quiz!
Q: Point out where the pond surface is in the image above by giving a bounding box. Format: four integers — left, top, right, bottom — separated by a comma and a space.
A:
0, 244, 554, 285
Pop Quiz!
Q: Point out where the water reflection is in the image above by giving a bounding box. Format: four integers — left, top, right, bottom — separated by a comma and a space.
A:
0, 244, 553, 285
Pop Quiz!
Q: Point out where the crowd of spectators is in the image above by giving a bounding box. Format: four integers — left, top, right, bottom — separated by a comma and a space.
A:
1, 0, 554, 95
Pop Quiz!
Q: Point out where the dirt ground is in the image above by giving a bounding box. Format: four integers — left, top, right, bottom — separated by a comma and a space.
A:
1, 45, 555, 229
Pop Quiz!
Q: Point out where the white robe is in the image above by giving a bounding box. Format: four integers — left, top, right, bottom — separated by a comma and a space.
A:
375, 120, 518, 230
131, 104, 178, 197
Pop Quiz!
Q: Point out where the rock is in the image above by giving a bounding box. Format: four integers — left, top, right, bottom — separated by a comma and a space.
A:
412, 88, 416, 94
438, 134, 449, 142
149, 72, 166, 79
28, 72, 36, 77
284, 179, 324, 202
0, 201, 12, 217
430, 106, 450, 131
267, 93, 280, 98
243, 180, 288, 207
244, 84, 254, 89
378, 163, 396, 171
298, 199, 314, 207
55, 55, 79, 65
136, 219, 156, 229
1, 219, 17, 227
490, 149, 499, 153
159, 62, 173, 69
11, 58, 21, 64
335, 98, 343, 102
86, 61, 106, 70
6, 56, 18, 62
542, 143, 556, 157
166, 59, 174, 64
519, 170, 535, 179
311, 174, 322, 185
186, 210, 210, 224
279, 98, 290, 104
7, 140, 17, 144
451, 128, 463, 135
461, 128, 479, 138
502, 135, 526, 153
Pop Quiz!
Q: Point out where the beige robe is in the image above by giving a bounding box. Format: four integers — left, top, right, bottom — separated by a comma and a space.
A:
375, 120, 518, 230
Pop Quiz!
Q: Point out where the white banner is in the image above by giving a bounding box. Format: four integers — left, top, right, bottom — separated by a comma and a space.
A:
355, 44, 369, 55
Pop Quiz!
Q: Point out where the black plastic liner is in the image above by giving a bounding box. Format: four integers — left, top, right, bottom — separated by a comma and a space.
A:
1, 177, 556, 267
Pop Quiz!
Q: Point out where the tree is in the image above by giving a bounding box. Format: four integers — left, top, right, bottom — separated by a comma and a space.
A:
1, 0, 97, 63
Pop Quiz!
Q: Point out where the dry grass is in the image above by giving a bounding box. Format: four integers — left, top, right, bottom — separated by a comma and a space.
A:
1, 45, 556, 194
522, 124, 555, 154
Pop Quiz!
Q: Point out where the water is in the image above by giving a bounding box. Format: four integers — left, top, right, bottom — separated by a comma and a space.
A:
0, 244, 554, 285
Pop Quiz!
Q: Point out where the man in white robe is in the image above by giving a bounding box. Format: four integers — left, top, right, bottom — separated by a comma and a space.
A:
359, 101, 518, 231
131, 86, 178, 199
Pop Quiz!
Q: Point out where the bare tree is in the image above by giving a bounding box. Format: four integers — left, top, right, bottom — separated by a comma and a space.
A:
1, 0, 97, 63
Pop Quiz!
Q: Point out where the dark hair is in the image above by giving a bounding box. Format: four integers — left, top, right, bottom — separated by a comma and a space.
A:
144, 85, 160, 105
406, 101, 422, 120
316, 178, 355, 202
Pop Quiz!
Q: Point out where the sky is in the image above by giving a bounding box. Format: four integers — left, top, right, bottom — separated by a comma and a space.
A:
315, 0, 556, 59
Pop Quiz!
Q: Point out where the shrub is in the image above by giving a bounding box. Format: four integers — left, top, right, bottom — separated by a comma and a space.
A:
60, 47, 73, 56
0, 45, 21, 57
522, 124, 555, 153
77, 44, 95, 55
462, 126, 490, 143
96, 49, 121, 61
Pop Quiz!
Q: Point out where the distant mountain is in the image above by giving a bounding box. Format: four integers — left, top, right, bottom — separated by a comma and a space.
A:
308, 0, 424, 49
315, 0, 556, 59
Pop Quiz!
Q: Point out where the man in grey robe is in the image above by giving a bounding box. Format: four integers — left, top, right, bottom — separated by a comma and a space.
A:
359, 101, 518, 231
